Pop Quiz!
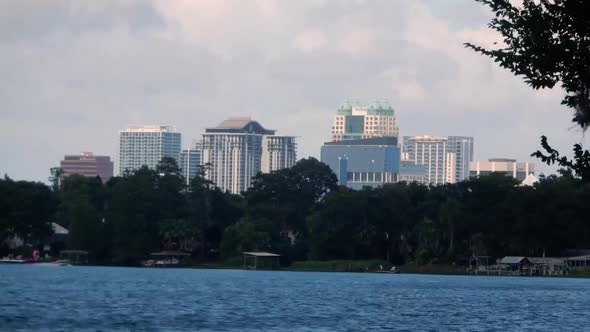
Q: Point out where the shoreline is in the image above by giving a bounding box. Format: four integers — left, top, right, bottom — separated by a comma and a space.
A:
15, 260, 588, 279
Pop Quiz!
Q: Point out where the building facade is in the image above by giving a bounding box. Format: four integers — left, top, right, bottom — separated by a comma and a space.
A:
447, 136, 474, 182
119, 125, 181, 175
261, 136, 297, 173
202, 118, 276, 194
402, 136, 449, 185
469, 158, 535, 181
60, 152, 114, 182
179, 142, 202, 185
331, 102, 399, 142
321, 137, 400, 190
398, 160, 427, 184
402, 135, 474, 185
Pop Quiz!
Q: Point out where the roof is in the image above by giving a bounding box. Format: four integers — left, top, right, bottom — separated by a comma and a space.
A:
123, 125, 176, 133
243, 252, 281, 257
565, 255, 590, 261
499, 256, 528, 264
206, 118, 275, 135
521, 174, 538, 186
60, 250, 89, 255
528, 257, 565, 264
150, 251, 190, 256
52, 223, 69, 235
325, 137, 398, 146
489, 158, 517, 162
217, 118, 254, 129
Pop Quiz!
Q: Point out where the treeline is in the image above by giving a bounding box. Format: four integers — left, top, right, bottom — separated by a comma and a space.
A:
1, 158, 589, 266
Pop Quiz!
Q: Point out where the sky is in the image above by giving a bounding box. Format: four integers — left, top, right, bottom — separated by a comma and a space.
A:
1, 0, 588, 182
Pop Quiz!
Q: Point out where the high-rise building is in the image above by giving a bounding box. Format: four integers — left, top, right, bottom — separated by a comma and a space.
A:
261, 136, 297, 173
118, 125, 181, 175
447, 136, 474, 182
402, 135, 474, 185
179, 142, 202, 185
201, 118, 276, 194
60, 152, 113, 182
398, 160, 427, 184
402, 136, 449, 185
469, 158, 535, 181
331, 102, 399, 141
321, 137, 400, 190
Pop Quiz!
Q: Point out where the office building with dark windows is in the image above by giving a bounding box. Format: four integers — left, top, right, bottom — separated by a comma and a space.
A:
60, 152, 113, 182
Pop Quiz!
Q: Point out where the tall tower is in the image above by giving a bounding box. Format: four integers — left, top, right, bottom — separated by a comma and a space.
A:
402, 136, 449, 185
179, 141, 202, 185
331, 101, 399, 142
118, 125, 181, 175
447, 136, 474, 182
261, 136, 297, 173
201, 118, 275, 194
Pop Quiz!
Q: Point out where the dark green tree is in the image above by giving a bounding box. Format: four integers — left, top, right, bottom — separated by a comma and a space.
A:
0, 177, 56, 247
532, 135, 590, 181
58, 175, 110, 260
48, 167, 63, 192
242, 158, 339, 262
108, 167, 162, 264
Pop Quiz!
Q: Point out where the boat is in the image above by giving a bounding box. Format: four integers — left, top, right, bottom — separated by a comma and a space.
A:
31, 260, 72, 266
142, 258, 180, 267
142, 251, 188, 267
375, 266, 400, 274
0, 258, 26, 264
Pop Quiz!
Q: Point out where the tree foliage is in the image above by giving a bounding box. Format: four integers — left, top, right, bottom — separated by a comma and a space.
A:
532, 135, 590, 181
0, 177, 56, 246
3, 157, 590, 267
58, 175, 109, 259
466, 0, 590, 128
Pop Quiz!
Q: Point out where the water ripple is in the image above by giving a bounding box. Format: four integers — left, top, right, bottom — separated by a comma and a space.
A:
1, 266, 590, 331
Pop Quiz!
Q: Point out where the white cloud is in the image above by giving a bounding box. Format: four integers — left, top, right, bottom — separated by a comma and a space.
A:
0, 0, 584, 181
337, 29, 378, 58
292, 29, 327, 53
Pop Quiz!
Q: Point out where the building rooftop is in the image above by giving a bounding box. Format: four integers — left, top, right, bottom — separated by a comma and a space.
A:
206, 117, 275, 135
336, 102, 395, 116
242, 251, 281, 257
499, 256, 528, 265
404, 135, 447, 141
123, 125, 176, 133
489, 158, 517, 163
528, 257, 565, 264
521, 174, 538, 186
216, 117, 255, 129
325, 137, 398, 146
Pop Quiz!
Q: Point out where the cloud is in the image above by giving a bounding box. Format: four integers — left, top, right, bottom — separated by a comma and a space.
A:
0, 0, 584, 181
292, 29, 327, 53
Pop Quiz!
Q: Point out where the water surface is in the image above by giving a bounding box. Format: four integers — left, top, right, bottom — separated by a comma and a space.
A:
1, 265, 589, 331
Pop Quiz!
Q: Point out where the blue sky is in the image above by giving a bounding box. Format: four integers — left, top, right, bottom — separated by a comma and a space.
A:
0, 0, 586, 182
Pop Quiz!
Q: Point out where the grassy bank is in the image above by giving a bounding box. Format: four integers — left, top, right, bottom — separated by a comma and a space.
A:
286, 259, 393, 272
397, 262, 466, 275
182, 258, 466, 275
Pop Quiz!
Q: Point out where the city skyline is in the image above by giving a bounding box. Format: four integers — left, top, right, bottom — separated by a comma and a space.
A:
1, 1, 580, 183
35, 110, 528, 186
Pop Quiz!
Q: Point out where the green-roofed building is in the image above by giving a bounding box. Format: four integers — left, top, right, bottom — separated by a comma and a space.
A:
332, 101, 399, 142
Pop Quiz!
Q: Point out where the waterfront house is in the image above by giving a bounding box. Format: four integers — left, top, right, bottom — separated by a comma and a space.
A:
527, 257, 566, 276
499, 256, 531, 272
242, 252, 281, 269
565, 255, 590, 271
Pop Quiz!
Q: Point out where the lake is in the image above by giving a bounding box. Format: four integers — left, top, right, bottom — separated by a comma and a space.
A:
1, 265, 590, 331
